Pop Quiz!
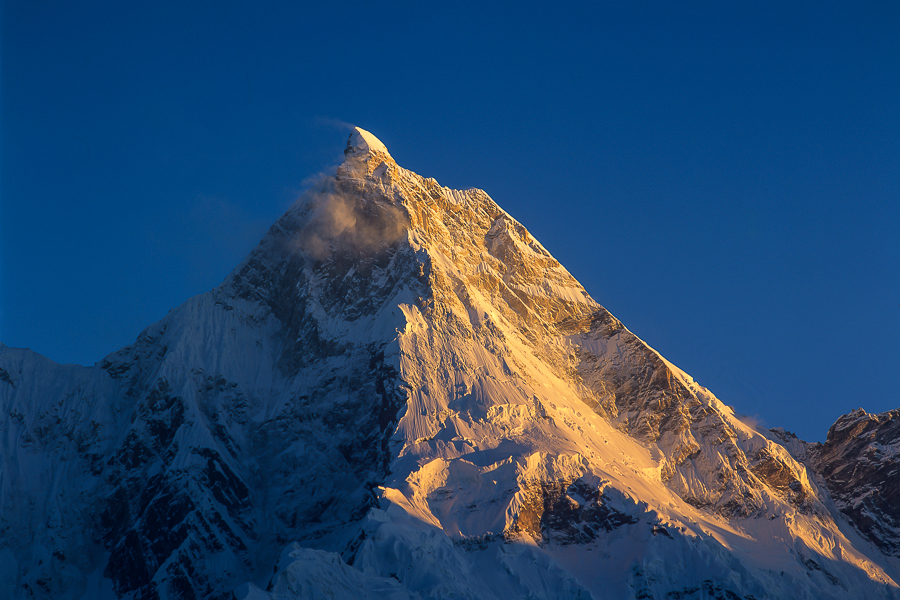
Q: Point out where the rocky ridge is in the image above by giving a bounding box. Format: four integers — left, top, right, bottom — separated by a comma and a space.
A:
770, 409, 900, 558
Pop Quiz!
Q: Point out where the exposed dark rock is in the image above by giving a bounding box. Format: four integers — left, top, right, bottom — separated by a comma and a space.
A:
0, 366, 15, 386
507, 477, 639, 544
749, 447, 813, 511
810, 408, 900, 556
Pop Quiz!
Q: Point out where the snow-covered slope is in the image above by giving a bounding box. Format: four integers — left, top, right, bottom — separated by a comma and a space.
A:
1, 128, 898, 599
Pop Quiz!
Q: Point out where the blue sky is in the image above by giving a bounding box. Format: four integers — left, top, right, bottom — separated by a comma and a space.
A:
2, 0, 898, 441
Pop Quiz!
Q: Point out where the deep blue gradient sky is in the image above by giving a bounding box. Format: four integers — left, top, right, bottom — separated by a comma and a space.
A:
2, 1, 898, 441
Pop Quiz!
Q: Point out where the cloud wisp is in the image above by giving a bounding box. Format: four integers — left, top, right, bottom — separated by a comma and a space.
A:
291, 179, 407, 262
312, 116, 356, 132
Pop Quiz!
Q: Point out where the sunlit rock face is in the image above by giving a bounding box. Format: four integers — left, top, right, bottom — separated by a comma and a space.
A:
2, 128, 900, 600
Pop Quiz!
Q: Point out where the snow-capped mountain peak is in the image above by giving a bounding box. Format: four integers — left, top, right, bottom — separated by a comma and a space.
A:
2, 128, 900, 600
340, 126, 394, 179
346, 126, 391, 158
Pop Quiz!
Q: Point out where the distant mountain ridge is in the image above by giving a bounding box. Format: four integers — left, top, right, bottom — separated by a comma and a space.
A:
1, 128, 898, 600
772, 409, 900, 558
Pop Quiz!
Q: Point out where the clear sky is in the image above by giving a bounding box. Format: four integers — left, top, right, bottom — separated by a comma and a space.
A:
2, 1, 898, 442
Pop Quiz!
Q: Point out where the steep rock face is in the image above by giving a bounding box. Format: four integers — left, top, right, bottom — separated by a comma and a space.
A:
0, 347, 120, 600
0, 133, 420, 600
2, 128, 900, 600
810, 408, 900, 556
349, 126, 822, 524
1, 299, 407, 599
564, 310, 819, 518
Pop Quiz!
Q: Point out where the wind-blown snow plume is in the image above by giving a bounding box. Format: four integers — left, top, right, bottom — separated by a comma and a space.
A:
313, 116, 356, 132
291, 178, 407, 261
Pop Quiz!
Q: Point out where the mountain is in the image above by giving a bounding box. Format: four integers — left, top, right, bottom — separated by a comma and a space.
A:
1, 128, 898, 600
770, 409, 900, 559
